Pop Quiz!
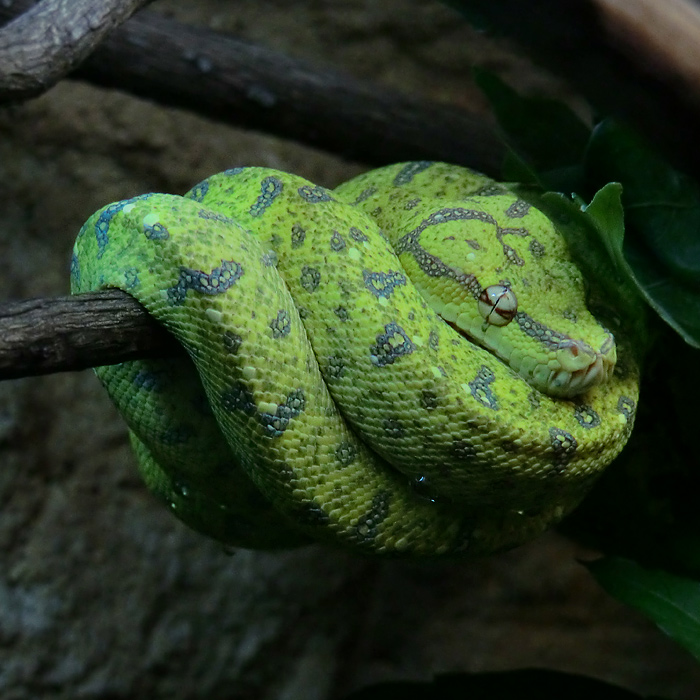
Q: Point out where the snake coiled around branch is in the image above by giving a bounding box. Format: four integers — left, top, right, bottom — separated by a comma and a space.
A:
71, 162, 639, 557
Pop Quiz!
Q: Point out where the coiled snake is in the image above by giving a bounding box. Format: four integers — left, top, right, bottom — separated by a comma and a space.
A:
71, 162, 638, 557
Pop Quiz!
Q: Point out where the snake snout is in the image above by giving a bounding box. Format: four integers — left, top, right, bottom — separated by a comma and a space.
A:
549, 336, 617, 397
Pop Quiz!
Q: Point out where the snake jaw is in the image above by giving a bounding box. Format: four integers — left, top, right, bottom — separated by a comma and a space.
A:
546, 337, 617, 397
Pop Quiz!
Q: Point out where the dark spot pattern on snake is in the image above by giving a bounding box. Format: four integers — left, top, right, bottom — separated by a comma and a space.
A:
428, 330, 440, 352
469, 365, 499, 411
453, 439, 477, 461
220, 384, 305, 438
363, 270, 407, 299
370, 323, 415, 366
515, 312, 569, 351
382, 417, 405, 438
291, 223, 306, 248
160, 426, 193, 445
335, 441, 358, 467
188, 181, 209, 202
198, 209, 236, 225
296, 501, 331, 527
617, 396, 636, 422
250, 176, 283, 217
473, 183, 509, 196
133, 369, 163, 392
351, 187, 376, 205
270, 310, 292, 338
421, 390, 439, 410
220, 382, 257, 415
334, 306, 349, 321
353, 492, 391, 543
393, 161, 433, 185
258, 389, 306, 438
223, 331, 242, 355
326, 356, 346, 379
549, 428, 578, 469
505, 200, 531, 218
330, 231, 346, 251
529, 238, 546, 258
298, 185, 333, 203
574, 404, 601, 429
144, 221, 170, 240
166, 260, 244, 304
349, 226, 369, 243
300, 265, 321, 293
124, 267, 139, 289
93, 194, 156, 258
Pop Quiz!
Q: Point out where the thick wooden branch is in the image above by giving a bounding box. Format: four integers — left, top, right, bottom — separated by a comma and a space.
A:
5, 1, 700, 173
0, 0, 152, 101
0, 290, 180, 380
76, 10, 503, 171
0, 1, 504, 174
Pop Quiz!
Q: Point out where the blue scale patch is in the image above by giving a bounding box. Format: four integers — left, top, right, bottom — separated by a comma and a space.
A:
133, 369, 163, 392
393, 161, 433, 186
363, 269, 406, 299
468, 365, 499, 411
188, 180, 210, 202
93, 193, 157, 258
70, 252, 80, 287
167, 259, 244, 304
220, 384, 306, 438
297, 184, 333, 203
370, 323, 415, 366
124, 267, 140, 289
250, 176, 283, 217
143, 221, 170, 240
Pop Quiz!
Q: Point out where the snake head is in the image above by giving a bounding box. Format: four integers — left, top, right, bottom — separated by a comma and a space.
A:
399, 194, 619, 400
471, 289, 617, 398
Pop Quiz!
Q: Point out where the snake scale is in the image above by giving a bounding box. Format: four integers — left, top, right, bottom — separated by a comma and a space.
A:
71, 161, 639, 557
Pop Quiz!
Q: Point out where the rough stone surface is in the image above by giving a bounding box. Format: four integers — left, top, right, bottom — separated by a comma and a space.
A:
1, 1, 699, 699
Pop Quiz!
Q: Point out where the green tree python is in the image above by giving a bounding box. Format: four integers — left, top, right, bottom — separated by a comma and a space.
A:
70, 161, 639, 557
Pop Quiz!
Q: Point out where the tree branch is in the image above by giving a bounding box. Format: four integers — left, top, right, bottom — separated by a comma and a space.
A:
0, 0, 152, 101
0, 1, 504, 174
0, 290, 180, 380
3, 2, 700, 381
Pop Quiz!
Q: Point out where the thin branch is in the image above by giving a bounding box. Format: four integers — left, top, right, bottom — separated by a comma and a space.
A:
0, 0, 152, 101
0, 290, 180, 381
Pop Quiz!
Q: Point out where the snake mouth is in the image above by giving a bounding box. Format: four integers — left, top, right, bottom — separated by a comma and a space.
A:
543, 337, 617, 397
546, 346, 616, 397
446, 314, 616, 398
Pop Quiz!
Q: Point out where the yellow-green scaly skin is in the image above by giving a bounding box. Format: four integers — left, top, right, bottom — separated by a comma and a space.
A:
70, 162, 639, 557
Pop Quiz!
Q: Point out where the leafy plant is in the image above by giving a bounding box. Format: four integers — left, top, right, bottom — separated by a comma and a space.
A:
474, 69, 700, 669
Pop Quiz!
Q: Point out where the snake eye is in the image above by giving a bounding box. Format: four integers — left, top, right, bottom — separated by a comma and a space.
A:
478, 285, 517, 327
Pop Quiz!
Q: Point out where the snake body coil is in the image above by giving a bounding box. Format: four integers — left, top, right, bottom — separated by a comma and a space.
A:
71, 162, 638, 556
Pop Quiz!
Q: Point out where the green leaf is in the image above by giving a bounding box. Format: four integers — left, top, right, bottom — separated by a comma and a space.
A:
589, 557, 700, 662
474, 69, 590, 192
585, 120, 700, 347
